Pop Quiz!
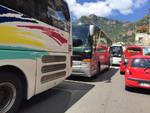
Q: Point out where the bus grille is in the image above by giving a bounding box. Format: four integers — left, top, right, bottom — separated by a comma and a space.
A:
41, 71, 66, 84
41, 64, 66, 73
41, 55, 67, 83
42, 55, 66, 63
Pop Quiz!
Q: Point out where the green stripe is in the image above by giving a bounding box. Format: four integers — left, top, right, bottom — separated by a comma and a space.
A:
0, 46, 48, 60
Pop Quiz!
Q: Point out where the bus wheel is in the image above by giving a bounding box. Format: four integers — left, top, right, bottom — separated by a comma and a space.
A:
107, 60, 110, 70
96, 62, 101, 74
0, 71, 23, 113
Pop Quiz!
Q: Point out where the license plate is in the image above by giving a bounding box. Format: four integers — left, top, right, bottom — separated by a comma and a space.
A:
140, 83, 150, 87
73, 61, 81, 66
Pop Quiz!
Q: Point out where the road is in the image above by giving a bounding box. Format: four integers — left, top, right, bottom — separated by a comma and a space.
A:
19, 66, 150, 113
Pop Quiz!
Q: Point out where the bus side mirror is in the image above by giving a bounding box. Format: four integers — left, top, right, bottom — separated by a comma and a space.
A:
89, 25, 94, 36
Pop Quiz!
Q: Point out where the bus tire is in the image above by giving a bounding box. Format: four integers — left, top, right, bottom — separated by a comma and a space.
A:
96, 62, 101, 74
0, 71, 23, 113
107, 61, 110, 70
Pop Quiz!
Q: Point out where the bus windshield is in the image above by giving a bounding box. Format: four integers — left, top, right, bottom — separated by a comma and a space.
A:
110, 46, 123, 57
72, 24, 92, 60
72, 24, 90, 47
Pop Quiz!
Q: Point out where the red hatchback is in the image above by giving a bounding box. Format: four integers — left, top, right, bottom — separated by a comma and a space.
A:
125, 55, 150, 89
120, 46, 143, 74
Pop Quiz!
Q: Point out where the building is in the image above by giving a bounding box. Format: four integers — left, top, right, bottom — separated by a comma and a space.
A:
135, 33, 150, 46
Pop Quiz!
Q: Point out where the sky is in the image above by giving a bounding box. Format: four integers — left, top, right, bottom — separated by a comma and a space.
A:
65, 0, 150, 22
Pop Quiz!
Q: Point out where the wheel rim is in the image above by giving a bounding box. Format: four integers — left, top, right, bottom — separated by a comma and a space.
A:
0, 82, 16, 113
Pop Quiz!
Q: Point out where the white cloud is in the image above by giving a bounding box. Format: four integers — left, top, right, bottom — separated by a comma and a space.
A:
65, 0, 148, 18
133, 0, 148, 8
106, 0, 133, 15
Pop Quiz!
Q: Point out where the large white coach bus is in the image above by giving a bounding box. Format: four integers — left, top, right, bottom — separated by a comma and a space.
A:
0, 0, 72, 113
109, 44, 124, 65
72, 24, 112, 77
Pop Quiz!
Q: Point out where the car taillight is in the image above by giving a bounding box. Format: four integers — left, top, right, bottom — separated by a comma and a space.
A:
82, 58, 92, 62
126, 69, 132, 75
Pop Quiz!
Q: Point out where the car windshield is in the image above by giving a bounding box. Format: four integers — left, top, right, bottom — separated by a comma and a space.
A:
131, 58, 150, 68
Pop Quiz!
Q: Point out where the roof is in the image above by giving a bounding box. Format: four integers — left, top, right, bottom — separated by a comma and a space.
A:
131, 55, 150, 59
126, 45, 143, 49
111, 44, 122, 47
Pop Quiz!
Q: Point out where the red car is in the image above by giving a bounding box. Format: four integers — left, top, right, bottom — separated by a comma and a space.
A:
120, 45, 143, 74
125, 55, 150, 89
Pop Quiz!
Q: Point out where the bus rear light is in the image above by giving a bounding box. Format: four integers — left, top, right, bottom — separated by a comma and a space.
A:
82, 58, 92, 62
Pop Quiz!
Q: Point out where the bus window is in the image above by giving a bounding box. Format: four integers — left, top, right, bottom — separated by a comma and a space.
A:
1, 0, 70, 32
98, 32, 108, 45
48, 0, 70, 32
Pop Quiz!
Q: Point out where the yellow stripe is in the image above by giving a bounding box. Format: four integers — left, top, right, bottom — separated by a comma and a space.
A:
0, 25, 49, 50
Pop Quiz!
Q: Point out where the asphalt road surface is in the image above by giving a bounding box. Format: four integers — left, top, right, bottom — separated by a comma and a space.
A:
19, 66, 150, 113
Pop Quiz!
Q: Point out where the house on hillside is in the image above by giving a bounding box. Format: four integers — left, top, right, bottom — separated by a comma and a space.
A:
135, 33, 150, 46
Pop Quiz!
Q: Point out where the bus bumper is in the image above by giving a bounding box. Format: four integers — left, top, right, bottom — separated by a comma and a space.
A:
71, 61, 92, 77
112, 57, 122, 65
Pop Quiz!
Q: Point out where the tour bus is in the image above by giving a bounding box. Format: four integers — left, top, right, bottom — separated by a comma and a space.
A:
109, 44, 124, 65
72, 24, 112, 77
0, 0, 72, 113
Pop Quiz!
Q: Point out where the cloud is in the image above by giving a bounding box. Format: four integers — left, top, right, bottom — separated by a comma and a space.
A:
65, 0, 148, 18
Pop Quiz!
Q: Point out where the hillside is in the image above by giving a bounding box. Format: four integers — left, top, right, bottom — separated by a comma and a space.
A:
75, 14, 149, 45
135, 15, 149, 33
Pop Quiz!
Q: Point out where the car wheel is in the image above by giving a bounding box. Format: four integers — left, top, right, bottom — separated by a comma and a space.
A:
0, 71, 23, 113
125, 86, 131, 91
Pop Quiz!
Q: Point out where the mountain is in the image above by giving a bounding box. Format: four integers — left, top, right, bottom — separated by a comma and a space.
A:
135, 15, 149, 33
75, 14, 139, 45
135, 15, 149, 26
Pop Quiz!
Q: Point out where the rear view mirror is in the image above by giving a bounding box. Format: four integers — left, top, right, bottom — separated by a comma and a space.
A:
124, 59, 128, 66
89, 25, 94, 36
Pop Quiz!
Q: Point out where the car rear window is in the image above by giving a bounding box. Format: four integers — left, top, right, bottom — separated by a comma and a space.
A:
131, 58, 150, 68
127, 48, 141, 53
